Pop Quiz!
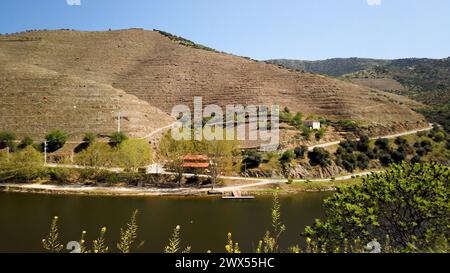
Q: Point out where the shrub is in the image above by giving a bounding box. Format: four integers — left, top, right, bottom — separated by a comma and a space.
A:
118, 139, 152, 172
356, 135, 370, 153
280, 150, 295, 165
304, 163, 450, 252
2, 146, 45, 182
379, 153, 393, 166
391, 150, 406, 163
301, 126, 312, 140
397, 145, 413, 156
45, 130, 68, 153
0, 131, 17, 151
375, 138, 390, 151
356, 153, 370, 170
308, 148, 332, 167
83, 133, 97, 146
335, 120, 357, 131
294, 146, 308, 159
48, 168, 74, 183
110, 132, 128, 147
365, 149, 377, 160
315, 129, 325, 141
242, 150, 262, 170
292, 112, 303, 126
416, 131, 427, 138
432, 131, 446, 143
394, 137, 408, 146
339, 139, 356, 153
411, 154, 422, 164
75, 142, 116, 168
18, 136, 34, 150
335, 152, 357, 172
415, 140, 433, 156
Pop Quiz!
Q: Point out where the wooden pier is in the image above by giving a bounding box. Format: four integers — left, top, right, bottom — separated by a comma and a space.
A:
221, 190, 255, 200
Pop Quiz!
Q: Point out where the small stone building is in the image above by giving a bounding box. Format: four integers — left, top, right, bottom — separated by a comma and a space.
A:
304, 120, 321, 130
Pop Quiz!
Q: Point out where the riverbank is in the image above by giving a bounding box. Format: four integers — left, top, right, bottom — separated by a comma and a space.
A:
0, 176, 362, 197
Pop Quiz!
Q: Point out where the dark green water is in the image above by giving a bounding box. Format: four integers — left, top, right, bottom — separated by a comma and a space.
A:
0, 192, 332, 253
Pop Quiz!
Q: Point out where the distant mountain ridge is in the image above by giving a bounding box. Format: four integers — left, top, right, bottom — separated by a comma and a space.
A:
266, 58, 390, 77
267, 57, 450, 132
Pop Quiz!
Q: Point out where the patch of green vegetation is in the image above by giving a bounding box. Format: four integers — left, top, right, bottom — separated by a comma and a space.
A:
155, 29, 219, 53
305, 162, 449, 253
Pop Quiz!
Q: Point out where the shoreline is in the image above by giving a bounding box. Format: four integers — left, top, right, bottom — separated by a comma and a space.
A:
0, 181, 340, 197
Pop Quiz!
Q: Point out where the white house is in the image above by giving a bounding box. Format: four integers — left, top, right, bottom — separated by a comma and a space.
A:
304, 120, 321, 130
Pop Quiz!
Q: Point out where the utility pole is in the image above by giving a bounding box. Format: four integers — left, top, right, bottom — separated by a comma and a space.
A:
44, 140, 47, 165
112, 110, 122, 133
118, 111, 121, 133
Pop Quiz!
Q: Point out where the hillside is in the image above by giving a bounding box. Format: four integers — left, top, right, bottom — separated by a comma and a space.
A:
266, 58, 389, 77
269, 57, 450, 132
0, 29, 426, 140
343, 58, 450, 132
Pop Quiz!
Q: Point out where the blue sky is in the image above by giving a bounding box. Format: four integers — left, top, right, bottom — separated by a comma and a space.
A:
1, 0, 449, 60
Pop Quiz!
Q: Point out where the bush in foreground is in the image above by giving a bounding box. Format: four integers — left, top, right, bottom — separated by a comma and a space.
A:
304, 162, 449, 253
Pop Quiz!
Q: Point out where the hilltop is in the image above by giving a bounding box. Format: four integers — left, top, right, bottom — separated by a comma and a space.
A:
0, 29, 426, 140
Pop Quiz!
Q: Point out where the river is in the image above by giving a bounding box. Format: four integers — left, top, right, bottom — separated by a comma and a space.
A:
0, 191, 332, 253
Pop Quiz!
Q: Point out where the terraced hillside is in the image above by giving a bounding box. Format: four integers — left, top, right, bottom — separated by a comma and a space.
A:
0, 60, 173, 140
0, 29, 426, 140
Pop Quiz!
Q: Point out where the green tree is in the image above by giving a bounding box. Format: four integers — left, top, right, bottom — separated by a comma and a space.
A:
0, 131, 17, 151
304, 163, 450, 253
292, 112, 303, 126
158, 133, 194, 185
203, 139, 239, 189
110, 132, 128, 147
356, 135, 370, 153
45, 130, 68, 153
308, 148, 331, 167
18, 136, 34, 150
1, 146, 44, 182
83, 133, 97, 146
280, 110, 293, 123
375, 138, 390, 151
118, 139, 152, 172
75, 142, 115, 168
356, 153, 370, 170
301, 126, 312, 140
394, 137, 408, 146
242, 150, 263, 170
339, 139, 357, 153
379, 153, 393, 166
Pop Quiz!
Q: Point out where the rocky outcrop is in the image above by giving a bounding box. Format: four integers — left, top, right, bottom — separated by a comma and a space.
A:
242, 162, 346, 179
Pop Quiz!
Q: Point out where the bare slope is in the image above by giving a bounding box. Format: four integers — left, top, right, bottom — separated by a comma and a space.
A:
0, 60, 173, 140
0, 29, 426, 139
